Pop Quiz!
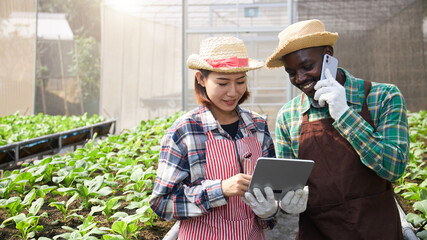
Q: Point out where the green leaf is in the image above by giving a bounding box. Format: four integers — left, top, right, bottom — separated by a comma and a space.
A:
14, 172, 32, 183
67, 193, 79, 207
111, 221, 127, 235
36, 185, 57, 198
417, 230, 427, 240
97, 186, 113, 197
126, 201, 144, 210
16, 220, 30, 231
127, 223, 138, 233
21, 188, 36, 206
420, 179, 427, 188
407, 213, 425, 226
102, 235, 122, 240
89, 205, 105, 216
414, 200, 427, 215
130, 168, 143, 182
420, 189, 427, 200
110, 212, 128, 220
28, 198, 44, 216
87, 227, 107, 235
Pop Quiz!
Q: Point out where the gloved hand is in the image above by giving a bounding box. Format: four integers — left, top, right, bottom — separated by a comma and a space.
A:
314, 68, 349, 120
242, 187, 278, 219
280, 186, 309, 215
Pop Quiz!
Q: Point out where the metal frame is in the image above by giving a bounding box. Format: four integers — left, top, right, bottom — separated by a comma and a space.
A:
181, 0, 296, 111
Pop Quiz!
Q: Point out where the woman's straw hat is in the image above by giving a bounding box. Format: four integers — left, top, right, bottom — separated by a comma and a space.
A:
266, 19, 338, 69
187, 36, 264, 73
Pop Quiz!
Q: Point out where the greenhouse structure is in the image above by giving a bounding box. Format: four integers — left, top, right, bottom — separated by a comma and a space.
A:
0, 0, 426, 239
1, 0, 426, 132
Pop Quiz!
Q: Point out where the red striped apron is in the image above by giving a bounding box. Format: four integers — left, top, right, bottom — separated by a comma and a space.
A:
178, 129, 265, 240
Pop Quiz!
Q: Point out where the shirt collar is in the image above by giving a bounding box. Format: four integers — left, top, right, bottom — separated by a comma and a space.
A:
198, 105, 259, 134
300, 68, 363, 114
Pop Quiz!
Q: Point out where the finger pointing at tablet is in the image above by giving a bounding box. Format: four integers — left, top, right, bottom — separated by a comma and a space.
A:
221, 173, 251, 197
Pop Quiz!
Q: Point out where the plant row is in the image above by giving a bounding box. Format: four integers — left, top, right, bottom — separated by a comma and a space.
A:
394, 110, 427, 239
1, 109, 425, 239
0, 112, 106, 146
0, 112, 182, 240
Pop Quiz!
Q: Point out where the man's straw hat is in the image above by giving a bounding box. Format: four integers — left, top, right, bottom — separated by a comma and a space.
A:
187, 36, 264, 73
266, 19, 338, 69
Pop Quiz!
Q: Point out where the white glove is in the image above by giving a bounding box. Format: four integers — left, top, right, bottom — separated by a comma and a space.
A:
280, 186, 309, 215
242, 187, 278, 219
314, 68, 349, 120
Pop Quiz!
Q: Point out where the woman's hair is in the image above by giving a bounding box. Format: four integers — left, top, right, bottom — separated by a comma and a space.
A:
194, 69, 250, 107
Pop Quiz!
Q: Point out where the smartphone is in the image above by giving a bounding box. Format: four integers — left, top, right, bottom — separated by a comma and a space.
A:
320, 54, 338, 80
311, 54, 339, 108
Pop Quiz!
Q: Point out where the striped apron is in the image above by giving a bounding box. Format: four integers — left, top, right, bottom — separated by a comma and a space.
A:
178, 129, 265, 240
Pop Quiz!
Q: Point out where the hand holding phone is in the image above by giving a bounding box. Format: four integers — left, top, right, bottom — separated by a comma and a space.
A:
311, 54, 338, 108
313, 55, 349, 120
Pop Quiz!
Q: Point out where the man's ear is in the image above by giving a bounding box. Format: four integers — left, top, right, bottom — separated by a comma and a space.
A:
195, 71, 205, 87
324, 46, 334, 56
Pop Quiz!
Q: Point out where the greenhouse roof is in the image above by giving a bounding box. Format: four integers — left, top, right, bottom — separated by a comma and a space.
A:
102, 0, 417, 34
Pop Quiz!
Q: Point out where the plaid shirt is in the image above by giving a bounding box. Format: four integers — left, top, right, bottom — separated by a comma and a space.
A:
276, 68, 409, 182
149, 105, 276, 229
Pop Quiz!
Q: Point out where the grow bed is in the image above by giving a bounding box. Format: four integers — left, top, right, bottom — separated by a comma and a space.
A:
0, 119, 116, 167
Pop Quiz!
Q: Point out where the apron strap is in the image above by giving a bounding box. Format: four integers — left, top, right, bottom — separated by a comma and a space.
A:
206, 130, 216, 141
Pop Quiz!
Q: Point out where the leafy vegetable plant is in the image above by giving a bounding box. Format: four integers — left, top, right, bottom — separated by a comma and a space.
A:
0, 112, 183, 239
1, 198, 47, 240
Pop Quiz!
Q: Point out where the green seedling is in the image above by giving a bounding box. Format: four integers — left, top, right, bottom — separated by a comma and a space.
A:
123, 166, 155, 195
57, 175, 112, 209
1, 198, 47, 240
35, 185, 57, 198
89, 196, 125, 222
53, 164, 88, 187
0, 189, 37, 217
101, 221, 139, 240
49, 193, 79, 222
53, 215, 105, 240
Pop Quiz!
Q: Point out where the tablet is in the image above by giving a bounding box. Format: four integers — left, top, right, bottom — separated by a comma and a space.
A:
248, 157, 314, 200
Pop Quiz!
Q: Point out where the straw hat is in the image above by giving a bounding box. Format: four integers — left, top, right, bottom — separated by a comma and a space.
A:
266, 19, 338, 69
187, 36, 264, 73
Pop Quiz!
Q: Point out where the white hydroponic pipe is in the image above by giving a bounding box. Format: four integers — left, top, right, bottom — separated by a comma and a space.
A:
396, 198, 419, 240
163, 221, 180, 240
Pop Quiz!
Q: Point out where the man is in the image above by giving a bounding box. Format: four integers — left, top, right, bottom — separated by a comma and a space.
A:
266, 19, 409, 239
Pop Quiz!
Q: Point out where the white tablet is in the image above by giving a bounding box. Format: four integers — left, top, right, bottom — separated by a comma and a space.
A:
248, 157, 315, 200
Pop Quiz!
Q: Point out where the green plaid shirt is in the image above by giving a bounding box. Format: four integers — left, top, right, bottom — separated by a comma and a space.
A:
276, 68, 409, 182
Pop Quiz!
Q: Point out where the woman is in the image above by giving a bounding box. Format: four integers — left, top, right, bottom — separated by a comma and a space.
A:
149, 36, 304, 239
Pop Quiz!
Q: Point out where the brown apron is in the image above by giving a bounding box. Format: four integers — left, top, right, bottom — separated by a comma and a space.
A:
297, 81, 403, 240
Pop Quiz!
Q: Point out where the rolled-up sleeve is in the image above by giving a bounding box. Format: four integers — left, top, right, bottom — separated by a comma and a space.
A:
334, 84, 409, 182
